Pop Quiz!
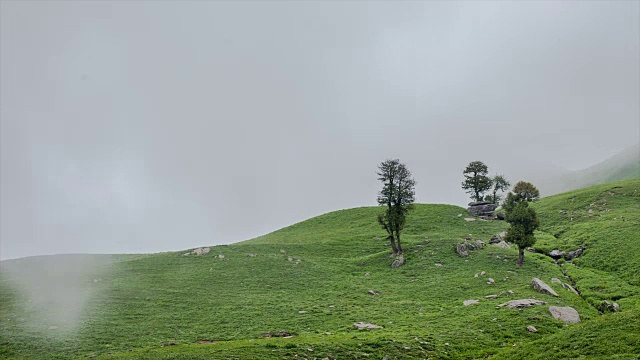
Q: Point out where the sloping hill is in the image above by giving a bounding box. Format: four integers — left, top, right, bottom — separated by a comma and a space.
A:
1, 180, 638, 359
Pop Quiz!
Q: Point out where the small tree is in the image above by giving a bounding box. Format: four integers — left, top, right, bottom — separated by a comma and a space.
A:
485, 175, 510, 205
502, 181, 540, 214
505, 201, 540, 266
377, 159, 416, 256
462, 161, 492, 202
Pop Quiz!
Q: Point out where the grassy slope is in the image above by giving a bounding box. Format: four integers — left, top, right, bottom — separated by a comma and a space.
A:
1, 180, 638, 359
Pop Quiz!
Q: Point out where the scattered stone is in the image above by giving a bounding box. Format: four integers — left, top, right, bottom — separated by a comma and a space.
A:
526, 326, 538, 333
424, 239, 430, 244
475, 240, 486, 248
162, 342, 177, 347
183, 252, 190, 256
508, 290, 514, 295
548, 306, 580, 323
374, 237, 381, 241
192, 247, 211, 255
364, 272, 370, 277
391, 256, 405, 268
562, 283, 580, 295
495, 241, 511, 249
367, 290, 379, 296
463, 299, 480, 306
467, 201, 498, 217
487, 278, 495, 285
498, 299, 546, 308
532, 278, 559, 297
354, 322, 382, 330
435, 263, 443, 267
489, 235, 501, 244
588, 209, 594, 214
298, 310, 307, 314
280, 249, 286, 253
464, 218, 476, 222
485, 294, 498, 299
551, 278, 562, 284
458, 214, 463, 217
599, 300, 620, 313
481, 271, 486, 276
217, 254, 225, 259
287, 257, 294, 262
247, 253, 257, 257
474, 273, 479, 278
559, 210, 567, 214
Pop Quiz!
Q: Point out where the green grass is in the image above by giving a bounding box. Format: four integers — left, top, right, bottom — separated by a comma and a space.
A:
1, 180, 638, 359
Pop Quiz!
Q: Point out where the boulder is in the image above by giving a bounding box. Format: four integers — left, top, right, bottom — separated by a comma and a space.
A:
549, 249, 565, 259
562, 283, 580, 295
565, 248, 584, 260
467, 201, 498, 217
599, 300, 620, 313
548, 306, 580, 323
495, 241, 511, 249
498, 299, 546, 309
526, 325, 538, 333
463, 299, 480, 306
354, 322, 382, 330
496, 212, 505, 220
391, 256, 404, 268
532, 278, 559, 297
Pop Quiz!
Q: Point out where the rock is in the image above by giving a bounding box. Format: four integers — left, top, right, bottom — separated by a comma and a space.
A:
374, 237, 381, 241
526, 325, 538, 333
496, 212, 505, 220
588, 209, 594, 214
599, 300, 620, 313
531, 278, 559, 297
548, 249, 566, 259
280, 249, 286, 253
463, 299, 480, 306
489, 235, 501, 244
217, 254, 225, 259
467, 201, 498, 217
487, 278, 495, 285
298, 310, 307, 314
192, 247, 211, 255
548, 306, 580, 323
435, 263, 443, 267
247, 253, 257, 257
551, 278, 562, 284
475, 240, 486, 248
183, 252, 191, 256
485, 294, 498, 299
495, 241, 511, 249
560, 210, 568, 214
564, 248, 583, 260
562, 283, 580, 295
508, 290, 514, 295
364, 272, 370, 277
498, 299, 546, 308
464, 218, 476, 222
354, 322, 382, 330
287, 257, 294, 262
424, 239, 430, 244
367, 290, 378, 296
391, 256, 404, 268
474, 273, 479, 278
481, 271, 486, 276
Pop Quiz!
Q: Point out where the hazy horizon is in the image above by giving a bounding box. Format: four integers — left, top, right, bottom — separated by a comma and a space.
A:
2, 1, 639, 260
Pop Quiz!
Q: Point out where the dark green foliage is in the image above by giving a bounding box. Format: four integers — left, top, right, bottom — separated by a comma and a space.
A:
462, 161, 492, 202
377, 159, 415, 255
485, 175, 511, 205
505, 202, 540, 266
502, 181, 540, 214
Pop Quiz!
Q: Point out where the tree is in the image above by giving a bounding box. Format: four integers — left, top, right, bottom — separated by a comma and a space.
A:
461, 161, 492, 202
505, 201, 540, 266
377, 159, 416, 256
485, 175, 511, 205
502, 181, 540, 214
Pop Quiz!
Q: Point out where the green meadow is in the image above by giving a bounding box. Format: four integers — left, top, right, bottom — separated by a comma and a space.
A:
1, 180, 638, 359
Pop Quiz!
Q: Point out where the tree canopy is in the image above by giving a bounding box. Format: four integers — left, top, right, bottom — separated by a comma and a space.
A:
377, 159, 415, 256
485, 174, 511, 205
461, 161, 492, 202
502, 181, 540, 214
505, 201, 540, 266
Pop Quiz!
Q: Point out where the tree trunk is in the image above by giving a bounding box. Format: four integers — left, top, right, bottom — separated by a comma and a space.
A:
396, 232, 403, 254
389, 233, 398, 255
516, 248, 524, 267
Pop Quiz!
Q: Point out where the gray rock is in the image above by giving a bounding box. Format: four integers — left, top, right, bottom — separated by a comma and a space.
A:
364, 272, 370, 277
464, 218, 476, 222
551, 278, 562, 284
391, 256, 404, 268
487, 278, 495, 285
548, 306, 580, 323
562, 283, 580, 295
480, 271, 486, 276
496, 212, 505, 220
485, 294, 498, 299
367, 290, 379, 295
192, 247, 211, 255
467, 202, 498, 217
564, 248, 584, 260
498, 299, 546, 308
354, 322, 382, 330
532, 278, 559, 297
599, 300, 620, 313
463, 299, 480, 306
495, 241, 511, 249
435, 263, 443, 267
526, 325, 538, 333
549, 250, 565, 259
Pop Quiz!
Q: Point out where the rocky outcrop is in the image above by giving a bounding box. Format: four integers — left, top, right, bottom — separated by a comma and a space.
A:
498, 299, 546, 308
467, 201, 498, 218
532, 278, 559, 297
548, 306, 580, 323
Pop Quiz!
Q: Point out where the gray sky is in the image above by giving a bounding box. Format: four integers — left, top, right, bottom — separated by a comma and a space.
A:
1, 0, 639, 260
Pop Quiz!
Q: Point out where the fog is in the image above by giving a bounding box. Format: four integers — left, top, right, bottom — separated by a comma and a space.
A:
1, 1, 639, 260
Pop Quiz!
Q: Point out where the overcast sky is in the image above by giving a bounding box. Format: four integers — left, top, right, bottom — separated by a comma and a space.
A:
1, 1, 638, 260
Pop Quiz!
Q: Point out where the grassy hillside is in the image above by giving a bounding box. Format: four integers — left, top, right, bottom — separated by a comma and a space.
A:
1, 180, 638, 359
